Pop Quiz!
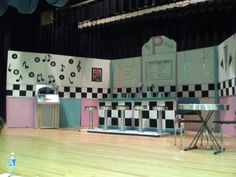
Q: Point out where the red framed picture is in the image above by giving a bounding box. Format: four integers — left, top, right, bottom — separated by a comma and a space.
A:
91, 68, 102, 82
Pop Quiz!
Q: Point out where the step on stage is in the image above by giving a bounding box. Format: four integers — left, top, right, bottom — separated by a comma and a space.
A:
87, 129, 170, 137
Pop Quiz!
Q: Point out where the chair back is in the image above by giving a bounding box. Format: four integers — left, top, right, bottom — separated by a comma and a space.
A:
176, 97, 200, 115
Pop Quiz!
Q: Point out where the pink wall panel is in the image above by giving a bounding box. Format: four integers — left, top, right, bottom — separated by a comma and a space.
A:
219, 96, 236, 136
80, 99, 98, 128
6, 97, 36, 128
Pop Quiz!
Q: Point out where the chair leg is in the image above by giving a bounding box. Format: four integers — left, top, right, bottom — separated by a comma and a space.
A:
180, 122, 184, 150
200, 131, 203, 146
174, 122, 177, 145
205, 130, 210, 149
220, 124, 224, 152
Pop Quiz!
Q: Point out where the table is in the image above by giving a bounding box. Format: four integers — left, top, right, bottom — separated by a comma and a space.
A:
178, 103, 229, 154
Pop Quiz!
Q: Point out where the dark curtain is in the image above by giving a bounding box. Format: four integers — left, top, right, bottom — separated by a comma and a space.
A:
36, 6, 236, 59
0, 8, 39, 121
0, 12, 12, 122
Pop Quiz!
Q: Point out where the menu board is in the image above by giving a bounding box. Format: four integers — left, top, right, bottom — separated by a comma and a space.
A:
144, 59, 172, 81
142, 53, 176, 86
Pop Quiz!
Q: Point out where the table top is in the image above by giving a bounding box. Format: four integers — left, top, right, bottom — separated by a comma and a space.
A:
178, 104, 229, 111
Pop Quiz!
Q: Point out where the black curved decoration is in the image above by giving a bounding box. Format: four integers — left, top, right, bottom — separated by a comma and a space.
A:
0, 0, 8, 16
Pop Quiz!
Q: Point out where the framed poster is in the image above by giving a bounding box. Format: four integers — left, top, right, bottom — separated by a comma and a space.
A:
91, 68, 102, 82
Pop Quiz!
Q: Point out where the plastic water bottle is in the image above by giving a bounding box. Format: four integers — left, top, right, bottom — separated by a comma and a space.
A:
8, 152, 16, 176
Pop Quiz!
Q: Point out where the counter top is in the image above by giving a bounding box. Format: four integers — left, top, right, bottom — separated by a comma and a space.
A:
98, 97, 177, 102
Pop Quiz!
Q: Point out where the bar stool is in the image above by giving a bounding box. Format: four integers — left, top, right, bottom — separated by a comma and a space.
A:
99, 106, 112, 130
134, 105, 148, 132
85, 106, 97, 129
116, 105, 130, 131
152, 105, 167, 133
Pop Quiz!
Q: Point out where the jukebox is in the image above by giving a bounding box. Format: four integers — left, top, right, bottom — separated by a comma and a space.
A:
36, 84, 60, 128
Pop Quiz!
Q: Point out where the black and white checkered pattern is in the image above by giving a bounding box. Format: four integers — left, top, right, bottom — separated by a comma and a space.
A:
58, 86, 110, 98
6, 84, 35, 97
177, 83, 216, 98
218, 78, 236, 97
98, 101, 133, 127
98, 100, 175, 130
112, 85, 176, 98
8, 81, 234, 98
6, 84, 110, 99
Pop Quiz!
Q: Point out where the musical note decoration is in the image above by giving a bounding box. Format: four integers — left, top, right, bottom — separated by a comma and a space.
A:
34, 57, 40, 63
22, 61, 29, 69
12, 53, 18, 59
13, 69, 19, 75
42, 54, 52, 62
229, 54, 232, 66
29, 72, 35, 78
37, 73, 44, 82
16, 75, 23, 82
50, 61, 56, 67
8, 64, 12, 72
77, 61, 81, 72
48, 75, 55, 83
61, 64, 65, 72
69, 77, 73, 84
70, 72, 76, 77
59, 75, 65, 80
68, 58, 74, 64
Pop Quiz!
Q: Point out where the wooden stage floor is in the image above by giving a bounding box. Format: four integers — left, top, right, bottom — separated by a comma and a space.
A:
0, 128, 236, 177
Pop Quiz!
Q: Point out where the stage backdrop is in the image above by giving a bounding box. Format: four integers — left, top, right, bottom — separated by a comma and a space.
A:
6, 51, 111, 98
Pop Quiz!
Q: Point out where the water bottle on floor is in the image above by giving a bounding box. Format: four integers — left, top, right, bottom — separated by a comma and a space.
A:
8, 152, 16, 176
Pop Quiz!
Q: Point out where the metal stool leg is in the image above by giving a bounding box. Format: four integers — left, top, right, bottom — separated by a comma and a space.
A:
120, 110, 125, 131
138, 110, 143, 132
104, 110, 108, 130
157, 111, 162, 133
89, 110, 93, 129
221, 124, 224, 152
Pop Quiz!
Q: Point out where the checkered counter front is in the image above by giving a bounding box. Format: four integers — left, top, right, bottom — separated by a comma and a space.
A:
98, 99, 175, 131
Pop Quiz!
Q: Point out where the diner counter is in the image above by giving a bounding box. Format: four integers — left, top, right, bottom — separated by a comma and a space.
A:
97, 96, 176, 132
98, 97, 177, 102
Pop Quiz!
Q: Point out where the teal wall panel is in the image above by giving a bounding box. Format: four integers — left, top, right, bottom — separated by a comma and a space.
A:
60, 98, 81, 128
112, 57, 141, 88
177, 47, 215, 85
